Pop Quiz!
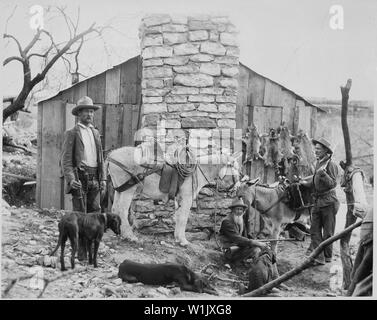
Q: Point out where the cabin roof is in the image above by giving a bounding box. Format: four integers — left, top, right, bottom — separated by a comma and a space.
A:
38, 55, 325, 112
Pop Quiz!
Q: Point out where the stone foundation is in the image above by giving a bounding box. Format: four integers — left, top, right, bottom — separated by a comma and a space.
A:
132, 187, 233, 237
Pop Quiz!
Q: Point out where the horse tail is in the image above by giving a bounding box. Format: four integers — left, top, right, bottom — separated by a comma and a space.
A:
49, 224, 63, 256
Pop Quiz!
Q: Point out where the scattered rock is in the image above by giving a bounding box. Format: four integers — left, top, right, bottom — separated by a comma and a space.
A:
157, 286, 171, 296
112, 278, 123, 286
103, 285, 119, 297
143, 288, 166, 298
205, 267, 214, 275
160, 240, 174, 248
326, 293, 337, 297
170, 287, 181, 295
2, 258, 16, 269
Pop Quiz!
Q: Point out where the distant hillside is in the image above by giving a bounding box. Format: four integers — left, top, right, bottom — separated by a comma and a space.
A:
307, 97, 374, 111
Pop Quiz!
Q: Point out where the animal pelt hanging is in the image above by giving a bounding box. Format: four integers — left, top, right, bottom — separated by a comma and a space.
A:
243, 124, 262, 164
263, 128, 283, 167
277, 124, 295, 176
278, 125, 294, 159
292, 130, 315, 173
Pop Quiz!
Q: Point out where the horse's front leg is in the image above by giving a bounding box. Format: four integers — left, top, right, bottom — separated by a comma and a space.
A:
174, 195, 192, 247
112, 186, 138, 242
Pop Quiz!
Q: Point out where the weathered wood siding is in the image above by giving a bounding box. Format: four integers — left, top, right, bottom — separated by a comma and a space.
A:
38, 100, 65, 209
37, 57, 142, 209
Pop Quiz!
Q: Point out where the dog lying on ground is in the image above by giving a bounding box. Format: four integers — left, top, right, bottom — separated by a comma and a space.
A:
50, 211, 121, 271
238, 247, 277, 295
118, 259, 218, 295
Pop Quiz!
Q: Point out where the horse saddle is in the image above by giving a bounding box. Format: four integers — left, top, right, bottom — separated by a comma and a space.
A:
159, 163, 184, 200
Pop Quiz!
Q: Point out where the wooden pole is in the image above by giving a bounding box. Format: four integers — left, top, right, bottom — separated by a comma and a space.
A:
339, 78, 355, 290
341, 79, 352, 166
243, 220, 362, 297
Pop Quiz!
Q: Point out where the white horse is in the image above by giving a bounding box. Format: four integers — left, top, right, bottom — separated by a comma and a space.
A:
107, 144, 240, 246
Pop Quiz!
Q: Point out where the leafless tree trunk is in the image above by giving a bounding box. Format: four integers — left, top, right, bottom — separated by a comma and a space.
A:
2, 6, 106, 122
339, 79, 355, 290
341, 79, 352, 166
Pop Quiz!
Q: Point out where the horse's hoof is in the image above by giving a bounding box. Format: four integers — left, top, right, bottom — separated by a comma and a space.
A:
175, 239, 189, 247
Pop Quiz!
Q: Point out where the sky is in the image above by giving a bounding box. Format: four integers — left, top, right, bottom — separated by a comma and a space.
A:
1, 0, 377, 101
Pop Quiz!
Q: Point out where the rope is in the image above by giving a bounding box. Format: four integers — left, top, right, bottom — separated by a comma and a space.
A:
173, 146, 198, 179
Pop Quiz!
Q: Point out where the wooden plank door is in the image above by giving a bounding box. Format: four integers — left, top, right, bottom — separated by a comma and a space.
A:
40, 100, 65, 209
62, 103, 76, 210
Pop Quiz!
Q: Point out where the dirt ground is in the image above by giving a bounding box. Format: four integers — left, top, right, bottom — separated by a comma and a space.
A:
1, 183, 373, 299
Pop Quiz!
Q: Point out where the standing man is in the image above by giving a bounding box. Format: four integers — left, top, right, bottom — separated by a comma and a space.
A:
61, 96, 106, 259
300, 137, 339, 265
219, 198, 268, 266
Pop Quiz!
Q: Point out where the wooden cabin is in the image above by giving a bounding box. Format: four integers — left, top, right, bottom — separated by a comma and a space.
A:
37, 55, 324, 209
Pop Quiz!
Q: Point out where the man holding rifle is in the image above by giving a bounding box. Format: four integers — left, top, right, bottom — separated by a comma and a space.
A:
60, 96, 106, 260
299, 138, 340, 265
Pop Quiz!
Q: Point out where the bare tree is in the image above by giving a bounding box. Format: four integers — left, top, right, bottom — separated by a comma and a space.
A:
2, 6, 107, 122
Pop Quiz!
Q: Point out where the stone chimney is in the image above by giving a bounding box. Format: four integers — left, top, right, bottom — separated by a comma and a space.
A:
139, 14, 240, 158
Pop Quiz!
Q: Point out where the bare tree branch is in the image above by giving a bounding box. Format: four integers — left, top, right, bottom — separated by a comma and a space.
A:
23, 29, 43, 55
27, 44, 54, 60
74, 38, 84, 73
74, 7, 81, 33
4, 5, 18, 34
56, 6, 73, 39
2, 5, 106, 122
3, 33, 24, 56
3, 56, 24, 66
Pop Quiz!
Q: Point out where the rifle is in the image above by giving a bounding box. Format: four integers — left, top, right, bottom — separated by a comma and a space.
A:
257, 238, 298, 242
74, 170, 86, 213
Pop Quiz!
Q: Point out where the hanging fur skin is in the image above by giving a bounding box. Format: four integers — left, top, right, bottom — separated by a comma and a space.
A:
292, 130, 316, 174
278, 125, 294, 159
259, 133, 269, 164
277, 124, 295, 177
243, 124, 262, 164
264, 128, 282, 167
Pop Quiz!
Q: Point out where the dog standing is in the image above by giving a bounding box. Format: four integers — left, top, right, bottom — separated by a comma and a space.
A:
50, 211, 121, 271
118, 259, 217, 295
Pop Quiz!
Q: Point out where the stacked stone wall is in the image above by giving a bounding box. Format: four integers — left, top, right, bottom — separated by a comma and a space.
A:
135, 14, 240, 236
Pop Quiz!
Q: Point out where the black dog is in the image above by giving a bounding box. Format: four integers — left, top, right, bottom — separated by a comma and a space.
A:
245, 247, 277, 293
50, 211, 121, 271
118, 259, 217, 295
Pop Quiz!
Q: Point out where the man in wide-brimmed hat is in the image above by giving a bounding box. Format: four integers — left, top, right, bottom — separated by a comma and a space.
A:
300, 137, 340, 265
60, 96, 106, 260
219, 197, 268, 265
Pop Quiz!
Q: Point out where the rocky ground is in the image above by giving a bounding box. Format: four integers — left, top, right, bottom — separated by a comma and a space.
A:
1, 190, 369, 299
